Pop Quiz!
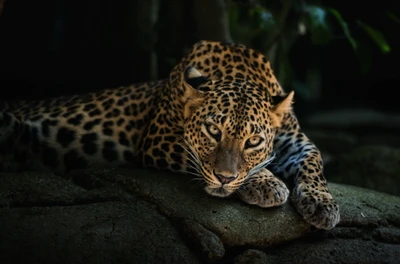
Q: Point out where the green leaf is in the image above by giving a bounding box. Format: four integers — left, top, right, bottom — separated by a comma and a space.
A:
328, 8, 357, 50
358, 21, 391, 53
249, 5, 275, 31
306, 5, 332, 45
308, 5, 327, 28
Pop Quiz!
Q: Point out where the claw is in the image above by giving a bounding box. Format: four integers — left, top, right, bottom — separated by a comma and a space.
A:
293, 190, 340, 230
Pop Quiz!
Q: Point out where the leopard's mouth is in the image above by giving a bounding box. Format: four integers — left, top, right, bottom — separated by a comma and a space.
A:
201, 169, 248, 198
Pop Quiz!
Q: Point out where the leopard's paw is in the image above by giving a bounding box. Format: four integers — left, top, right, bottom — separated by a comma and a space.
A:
238, 172, 289, 208
292, 187, 340, 230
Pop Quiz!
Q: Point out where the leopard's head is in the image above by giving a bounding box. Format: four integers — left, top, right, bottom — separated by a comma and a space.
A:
181, 66, 294, 197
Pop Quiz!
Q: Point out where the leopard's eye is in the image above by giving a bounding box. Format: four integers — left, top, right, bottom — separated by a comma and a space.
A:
205, 123, 221, 141
245, 136, 264, 149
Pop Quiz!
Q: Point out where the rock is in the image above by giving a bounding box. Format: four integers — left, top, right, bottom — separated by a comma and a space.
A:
183, 219, 225, 262
0, 168, 400, 264
0, 201, 200, 264
324, 145, 400, 196
359, 133, 400, 148
99, 168, 312, 248
234, 249, 272, 264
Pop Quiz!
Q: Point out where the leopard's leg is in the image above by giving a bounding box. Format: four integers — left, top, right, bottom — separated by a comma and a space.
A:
270, 113, 340, 230
238, 168, 289, 208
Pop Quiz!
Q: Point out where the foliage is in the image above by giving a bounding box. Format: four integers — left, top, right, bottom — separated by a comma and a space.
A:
228, 0, 397, 99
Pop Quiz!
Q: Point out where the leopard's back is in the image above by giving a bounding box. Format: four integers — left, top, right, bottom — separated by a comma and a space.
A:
0, 80, 165, 172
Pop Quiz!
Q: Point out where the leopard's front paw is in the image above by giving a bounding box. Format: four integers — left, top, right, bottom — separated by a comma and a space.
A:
292, 186, 340, 230
238, 171, 289, 208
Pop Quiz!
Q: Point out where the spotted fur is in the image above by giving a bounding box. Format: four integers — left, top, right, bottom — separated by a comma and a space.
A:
0, 41, 339, 229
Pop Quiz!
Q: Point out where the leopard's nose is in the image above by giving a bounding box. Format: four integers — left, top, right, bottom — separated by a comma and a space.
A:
214, 170, 236, 184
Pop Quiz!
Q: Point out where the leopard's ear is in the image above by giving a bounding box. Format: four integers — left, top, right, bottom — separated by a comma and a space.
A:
182, 66, 208, 119
270, 91, 294, 127
184, 66, 209, 89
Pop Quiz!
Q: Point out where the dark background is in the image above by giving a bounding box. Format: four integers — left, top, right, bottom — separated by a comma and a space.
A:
0, 0, 399, 115
0, 4, 399, 262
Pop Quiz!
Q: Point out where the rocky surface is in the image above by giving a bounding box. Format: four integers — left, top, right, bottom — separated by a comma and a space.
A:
302, 108, 400, 196
0, 168, 399, 264
324, 145, 400, 196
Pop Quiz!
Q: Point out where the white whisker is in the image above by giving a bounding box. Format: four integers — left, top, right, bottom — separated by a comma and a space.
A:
176, 137, 209, 186
179, 144, 199, 165
177, 137, 202, 165
188, 178, 206, 187
236, 188, 244, 197
248, 153, 276, 177
185, 163, 202, 173
182, 170, 202, 178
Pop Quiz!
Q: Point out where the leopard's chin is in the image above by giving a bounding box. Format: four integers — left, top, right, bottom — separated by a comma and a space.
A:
204, 186, 235, 198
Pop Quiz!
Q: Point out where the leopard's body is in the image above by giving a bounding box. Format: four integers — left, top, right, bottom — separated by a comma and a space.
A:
0, 41, 339, 229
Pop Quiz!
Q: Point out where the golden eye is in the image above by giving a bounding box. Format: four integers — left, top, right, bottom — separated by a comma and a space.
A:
245, 136, 264, 149
205, 123, 221, 141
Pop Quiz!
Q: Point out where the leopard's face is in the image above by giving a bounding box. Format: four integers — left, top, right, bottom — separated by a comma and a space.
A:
183, 82, 277, 197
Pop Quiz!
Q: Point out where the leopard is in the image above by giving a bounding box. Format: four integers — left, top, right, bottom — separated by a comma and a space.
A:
0, 40, 340, 230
